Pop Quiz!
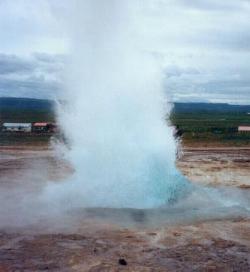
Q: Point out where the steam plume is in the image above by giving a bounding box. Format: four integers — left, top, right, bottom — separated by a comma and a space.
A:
55, 0, 188, 208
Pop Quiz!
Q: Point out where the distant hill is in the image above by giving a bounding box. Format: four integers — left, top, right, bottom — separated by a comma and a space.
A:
0, 97, 55, 111
1, 97, 249, 114
0, 97, 55, 123
173, 102, 250, 114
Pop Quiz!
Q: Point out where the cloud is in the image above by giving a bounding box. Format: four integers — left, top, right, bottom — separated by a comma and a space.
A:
145, 0, 250, 104
176, 0, 250, 11
165, 65, 200, 78
0, 0, 249, 104
164, 63, 250, 104
0, 54, 35, 75
0, 54, 63, 99
0, 0, 68, 55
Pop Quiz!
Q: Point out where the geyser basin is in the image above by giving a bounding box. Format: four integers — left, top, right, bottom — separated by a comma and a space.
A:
45, 166, 191, 209
41, 184, 250, 229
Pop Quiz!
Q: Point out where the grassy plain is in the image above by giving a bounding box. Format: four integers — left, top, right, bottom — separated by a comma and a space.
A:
171, 111, 250, 146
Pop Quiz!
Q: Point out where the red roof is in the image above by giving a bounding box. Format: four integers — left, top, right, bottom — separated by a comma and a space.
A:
33, 122, 49, 126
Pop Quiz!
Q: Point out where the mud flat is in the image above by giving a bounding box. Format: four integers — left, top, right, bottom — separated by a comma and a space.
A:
0, 218, 250, 271
178, 147, 250, 188
0, 145, 250, 271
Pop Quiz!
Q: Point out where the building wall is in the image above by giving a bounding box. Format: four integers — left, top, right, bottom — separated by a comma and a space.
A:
2, 125, 32, 132
238, 126, 250, 132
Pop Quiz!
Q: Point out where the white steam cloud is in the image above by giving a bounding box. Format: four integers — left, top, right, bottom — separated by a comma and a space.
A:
52, 0, 188, 208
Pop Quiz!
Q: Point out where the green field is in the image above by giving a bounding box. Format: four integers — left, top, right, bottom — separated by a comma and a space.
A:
0, 109, 55, 123
171, 111, 250, 146
0, 133, 53, 146
0, 98, 250, 146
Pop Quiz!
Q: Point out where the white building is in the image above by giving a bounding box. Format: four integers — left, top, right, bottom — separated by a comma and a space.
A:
2, 123, 32, 132
238, 126, 250, 132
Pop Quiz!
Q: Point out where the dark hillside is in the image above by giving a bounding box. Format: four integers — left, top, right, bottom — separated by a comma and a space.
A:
174, 102, 250, 114
0, 97, 55, 123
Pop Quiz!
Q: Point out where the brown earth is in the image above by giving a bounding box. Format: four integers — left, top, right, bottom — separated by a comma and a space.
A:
177, 147, 250, 188
0, 144, 250, 271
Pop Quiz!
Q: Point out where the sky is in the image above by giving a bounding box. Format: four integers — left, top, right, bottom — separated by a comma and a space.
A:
0, 0, 250, 104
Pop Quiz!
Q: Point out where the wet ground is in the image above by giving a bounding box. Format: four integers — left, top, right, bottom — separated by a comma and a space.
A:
0, 145, 250, 271
178, 147, 250, 188
1, 219, 250, 271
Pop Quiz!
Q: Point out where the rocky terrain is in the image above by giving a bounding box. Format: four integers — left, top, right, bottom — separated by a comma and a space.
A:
1, 218, 250, 271
0, 145, 249, 271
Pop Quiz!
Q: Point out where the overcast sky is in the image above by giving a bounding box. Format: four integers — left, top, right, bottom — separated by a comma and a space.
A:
0, 0, 250, 104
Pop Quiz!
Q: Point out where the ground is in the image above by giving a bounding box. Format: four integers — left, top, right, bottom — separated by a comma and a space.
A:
178, 147, 250, 188
0, 145, 250, 271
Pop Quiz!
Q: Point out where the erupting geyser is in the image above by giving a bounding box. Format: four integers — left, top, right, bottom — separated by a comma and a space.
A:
56, 0, 189, 208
